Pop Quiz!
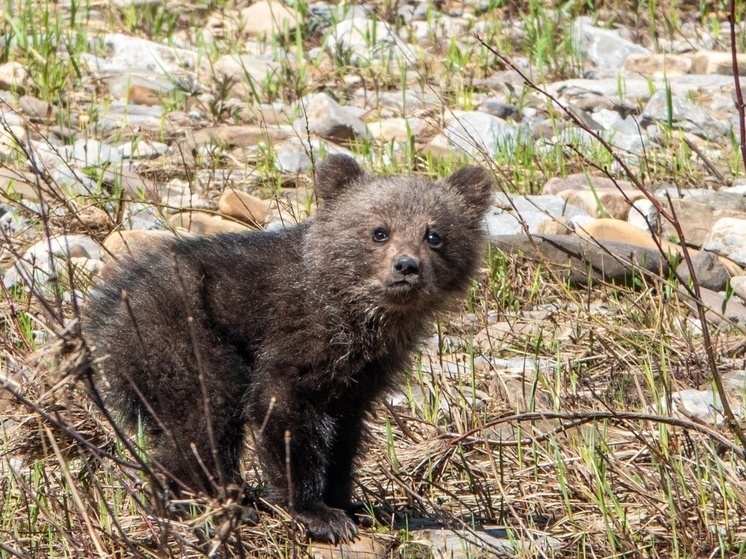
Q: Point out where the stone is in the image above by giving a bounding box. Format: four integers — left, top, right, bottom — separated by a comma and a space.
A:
188, 126, 291, 149
442, 112, 521, 159
213, 55, 283, 84
702, 217, 746, 266
478, 98, 517, 120
731, 275, 746, 302
0, 204, 26, 235
19, 95, 57, 120
0, 167, 58, 201
116, 139, 168, 159
71, 138, 123, 166
677, 286, 746, 327
640, 90, 728, 142
168, 211, 252, 235
556, 189, 644, 220
413, 527, 560, 558
308, 534, 386, 559
2, 234, 101, 290
0, 124, 26, 163
579, 218, 740, 280
90, 34, 204, 76
239, 0, 298, 37
491, 234, 670, 287
543, 174, 634, 195
691, 50, 746, 75
664, 193, 746, 248
0, 62, 32, 93
627, 199, 660, 231
622, 53, 693, 76
572, 16, 650, 70
294, 93, 370, 144
101, 73, 174, 100
325, 18, 413, 67
366, 117, 436, 143
217, 190, 270, 227
94, 102, 168, 133
675, 250, 730, 291
272, 138, 352, 174
485, 193, 589, 236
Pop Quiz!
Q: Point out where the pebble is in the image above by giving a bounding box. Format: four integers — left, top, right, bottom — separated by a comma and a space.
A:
0, 61, 32, 93
217, 190, 270, 227
239, 0, 298, 37
294, 93, 370, 144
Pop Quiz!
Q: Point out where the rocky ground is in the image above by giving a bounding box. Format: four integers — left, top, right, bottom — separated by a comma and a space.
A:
3, 1, 746, 558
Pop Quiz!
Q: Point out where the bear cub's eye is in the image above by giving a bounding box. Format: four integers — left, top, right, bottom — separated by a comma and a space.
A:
425, 229, 443, 248
372, 227, 389, 243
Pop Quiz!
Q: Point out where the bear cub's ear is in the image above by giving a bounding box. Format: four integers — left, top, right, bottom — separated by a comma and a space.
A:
315, 155, 366, 204
441, 166, 495, 216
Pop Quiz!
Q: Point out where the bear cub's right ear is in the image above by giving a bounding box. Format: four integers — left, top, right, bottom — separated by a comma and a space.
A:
315, 155, 366, 204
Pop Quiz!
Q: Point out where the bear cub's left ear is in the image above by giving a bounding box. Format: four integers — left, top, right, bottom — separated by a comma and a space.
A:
441, 166, 495, 217
314, 155, 366, 205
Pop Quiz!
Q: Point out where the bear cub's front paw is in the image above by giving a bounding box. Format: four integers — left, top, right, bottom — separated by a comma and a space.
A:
295, 503, 358, 544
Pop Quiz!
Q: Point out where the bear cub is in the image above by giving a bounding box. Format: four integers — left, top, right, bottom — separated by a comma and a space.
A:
84, 155, 493, 543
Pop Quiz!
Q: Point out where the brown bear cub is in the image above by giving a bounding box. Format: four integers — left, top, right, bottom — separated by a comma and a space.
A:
84, 155, 493, 543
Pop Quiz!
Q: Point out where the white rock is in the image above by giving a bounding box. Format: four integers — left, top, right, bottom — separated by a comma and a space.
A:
702, 217, 746, 266
0, 61, 32, 92
627, 198, 659, 231
88, 34, 205, 76
213, 55, 282, 83
572, 16, 650, 70
442, 112, 522, 159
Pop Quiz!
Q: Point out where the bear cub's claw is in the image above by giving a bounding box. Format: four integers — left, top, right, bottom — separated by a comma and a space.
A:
295, 504, 358, 544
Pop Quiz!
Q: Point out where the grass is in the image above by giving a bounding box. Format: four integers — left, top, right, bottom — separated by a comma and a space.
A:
2, 0, 746, 557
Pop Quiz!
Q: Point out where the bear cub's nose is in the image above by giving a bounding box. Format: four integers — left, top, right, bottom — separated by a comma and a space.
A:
393, 256, 420, 276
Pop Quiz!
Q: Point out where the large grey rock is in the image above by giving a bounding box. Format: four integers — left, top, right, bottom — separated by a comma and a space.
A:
86, 34, 204, 76
641, 90, 729, 142
658, 371, 746, 425
675, 251, 730, 292
491, 234, 670, 286
702, 217, 746, 266
442, 112, 523, 159
572, 16, 650, 70
325, 17, 414, 67
294, 93, 370, 143
677, 285, 746, 327
412, 526, 560, 558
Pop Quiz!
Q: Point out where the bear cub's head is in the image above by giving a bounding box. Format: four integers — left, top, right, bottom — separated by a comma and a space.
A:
306, 155, 494, 314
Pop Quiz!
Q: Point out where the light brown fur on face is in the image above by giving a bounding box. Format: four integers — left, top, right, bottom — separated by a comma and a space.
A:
84, 155, 494, 544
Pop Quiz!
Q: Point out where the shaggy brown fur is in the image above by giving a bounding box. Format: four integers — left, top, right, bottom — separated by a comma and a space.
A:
83, 155, 493, 543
